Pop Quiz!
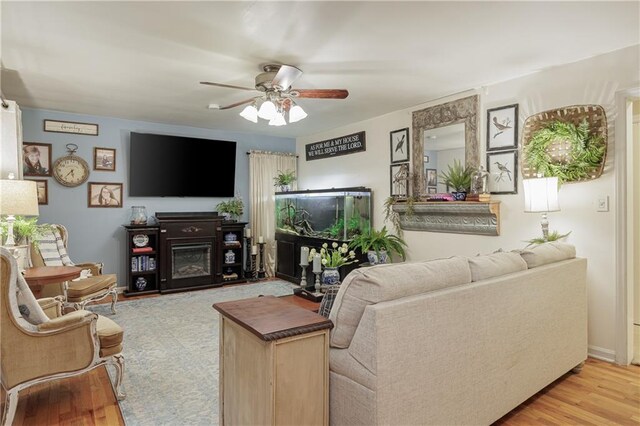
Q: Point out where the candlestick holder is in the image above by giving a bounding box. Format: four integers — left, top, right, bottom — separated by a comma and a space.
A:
249, 253, 258, 282
244, 236, 253, 278
299, 264, 308, 288
258, 243, 266, 279
314, 271, 322, 293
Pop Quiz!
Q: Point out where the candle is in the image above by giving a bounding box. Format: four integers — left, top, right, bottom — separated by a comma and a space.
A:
245, 228, 251, 238
300, 246, 309, 266
258, 236, 264, 244
252, 245, 258, 255
312, 253, 321, 273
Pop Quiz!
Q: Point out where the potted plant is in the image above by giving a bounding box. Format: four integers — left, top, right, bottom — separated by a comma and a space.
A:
349, 226, 407, 265
309, 242, 357, 285
439, 159, 473, 200
0, 216, 51, 246
216, 196, 244, 221
273, 170, 296, 192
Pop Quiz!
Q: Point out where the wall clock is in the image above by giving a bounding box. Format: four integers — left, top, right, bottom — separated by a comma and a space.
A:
52, 144, 90, 187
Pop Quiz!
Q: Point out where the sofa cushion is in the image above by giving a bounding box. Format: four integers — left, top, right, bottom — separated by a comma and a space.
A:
517, 242, 576, 269
468, 252, 527, 282
329, 256, 471, 348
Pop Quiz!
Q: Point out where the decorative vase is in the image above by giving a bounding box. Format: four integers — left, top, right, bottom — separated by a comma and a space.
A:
224, 250, 235, 264
130, 206, 148, 225
135, 277, 147, 291
452, 191, 467, 201
321, 267, 340, 285
367, 250, 389, 265
224, 232, 237, 242
279, 184, 291, 192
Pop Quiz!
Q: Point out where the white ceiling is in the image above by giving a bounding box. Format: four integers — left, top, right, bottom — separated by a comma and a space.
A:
1, 1, 638, 138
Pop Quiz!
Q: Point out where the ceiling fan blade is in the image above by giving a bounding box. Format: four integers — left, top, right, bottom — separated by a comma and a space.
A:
293, 89, 349, 99
211, 97, 258, 110
271, 65, 303, 90
200, 81, 257, 91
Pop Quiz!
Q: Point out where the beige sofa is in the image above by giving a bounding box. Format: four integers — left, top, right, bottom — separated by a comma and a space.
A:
328, 242, 587, 425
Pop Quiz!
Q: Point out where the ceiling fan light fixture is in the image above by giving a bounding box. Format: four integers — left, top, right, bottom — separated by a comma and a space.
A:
258, 99, 277, 120
239, 104, 258, 123
269, 112, 286, 126
288, 104, 307, 123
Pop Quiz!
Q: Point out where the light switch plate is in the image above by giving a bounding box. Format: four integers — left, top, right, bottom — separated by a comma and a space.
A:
597, 196, 609, 212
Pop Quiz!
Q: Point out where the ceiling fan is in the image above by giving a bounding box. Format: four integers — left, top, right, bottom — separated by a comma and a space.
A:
200, 64, 348, 126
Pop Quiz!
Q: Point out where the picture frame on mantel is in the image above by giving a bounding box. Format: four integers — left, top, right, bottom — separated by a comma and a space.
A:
487, 150, 518, 194
390, 127, 410, 163
486, 104, 518, 151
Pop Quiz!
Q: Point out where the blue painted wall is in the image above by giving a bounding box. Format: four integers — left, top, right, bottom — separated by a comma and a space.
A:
21, 108, 295, 287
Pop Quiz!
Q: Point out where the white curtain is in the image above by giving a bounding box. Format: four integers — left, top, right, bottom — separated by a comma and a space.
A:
249, 150, 297, 276
0, 100, 24, 179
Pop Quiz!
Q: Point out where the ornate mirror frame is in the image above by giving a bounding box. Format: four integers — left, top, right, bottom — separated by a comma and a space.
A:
411, 95, 480, 197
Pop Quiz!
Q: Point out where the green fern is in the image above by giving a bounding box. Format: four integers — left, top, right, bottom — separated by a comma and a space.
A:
525, 230, 571, 247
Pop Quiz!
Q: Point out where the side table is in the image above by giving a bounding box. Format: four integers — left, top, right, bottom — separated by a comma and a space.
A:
22, 266, 82, 298
213, 295, 333, 426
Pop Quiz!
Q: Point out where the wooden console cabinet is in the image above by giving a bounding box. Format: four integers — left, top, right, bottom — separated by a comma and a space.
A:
213, 296, 333, 426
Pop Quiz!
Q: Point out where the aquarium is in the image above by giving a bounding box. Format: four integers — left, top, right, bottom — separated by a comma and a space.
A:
275, 187, 372, 240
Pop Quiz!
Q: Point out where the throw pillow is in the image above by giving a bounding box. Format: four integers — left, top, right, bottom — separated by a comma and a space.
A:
516, 242, 576, 269
468, 252, 527, 282
319, 285, 340, 318
16, 273, 50, 325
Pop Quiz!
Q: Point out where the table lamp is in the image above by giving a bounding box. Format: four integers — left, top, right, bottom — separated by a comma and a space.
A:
0, 175, 40, 247
523, 176, 559, 240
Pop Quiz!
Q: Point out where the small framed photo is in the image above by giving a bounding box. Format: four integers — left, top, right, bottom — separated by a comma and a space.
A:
22, 142, 52, 176
487, 104, 518, 151
31, 179, 48, 205
94, 147, 116, 171
390, 163, 409, 198
390, 127, 410, 163
88, 182, 123, 208
487, 150, 518, 194
425, 168, 437, 187
427, 187, 437, 194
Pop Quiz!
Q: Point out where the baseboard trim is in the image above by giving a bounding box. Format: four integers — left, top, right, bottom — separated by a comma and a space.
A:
588, 345, 616, 363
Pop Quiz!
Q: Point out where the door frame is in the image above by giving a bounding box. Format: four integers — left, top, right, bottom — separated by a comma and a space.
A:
615, 88, 640, 365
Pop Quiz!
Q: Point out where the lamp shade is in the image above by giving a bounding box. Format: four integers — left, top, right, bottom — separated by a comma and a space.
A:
268, 112, 286, 126
239, 104, 258, 123
288, 104, 307, 123
0, 179, 39, 216
523, 177, 560, 213
257, 100, 277, 120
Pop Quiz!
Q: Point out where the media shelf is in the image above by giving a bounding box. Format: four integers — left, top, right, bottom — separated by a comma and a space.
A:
220, 222, 247, 284
123, 225, 160, 297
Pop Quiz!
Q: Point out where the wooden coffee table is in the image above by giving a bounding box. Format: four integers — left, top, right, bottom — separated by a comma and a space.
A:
22, 266, 82, 298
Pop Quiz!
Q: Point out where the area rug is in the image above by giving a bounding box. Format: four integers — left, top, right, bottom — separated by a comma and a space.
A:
92, 280, 295, 425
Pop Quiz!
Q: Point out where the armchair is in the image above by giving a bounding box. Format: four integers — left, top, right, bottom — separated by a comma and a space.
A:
30, 224, 118, 314
0, 247, 125, 426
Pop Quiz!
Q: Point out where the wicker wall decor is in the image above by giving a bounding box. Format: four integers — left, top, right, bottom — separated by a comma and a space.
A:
521, 105, 607, 183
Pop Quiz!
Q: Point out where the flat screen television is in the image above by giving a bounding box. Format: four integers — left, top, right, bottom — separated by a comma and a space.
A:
129, 132, 236, 197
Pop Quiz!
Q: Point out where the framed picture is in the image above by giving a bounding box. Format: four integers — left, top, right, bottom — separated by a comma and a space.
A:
44, 119, 99, 136
390, 127, 410, 163
22, 142, 52, 176
88, 182, 123, 208
425, 168, 437, 187
427, 187, 437, 194
94, 147, 116, 171
487, 150, 518, 194
487, 104, 518, 151
31, 179, 48, 205
390, 163, 409, 197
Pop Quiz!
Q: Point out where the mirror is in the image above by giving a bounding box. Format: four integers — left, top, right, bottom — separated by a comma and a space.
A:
411, 95, 480, 197
423, 123, 465, 193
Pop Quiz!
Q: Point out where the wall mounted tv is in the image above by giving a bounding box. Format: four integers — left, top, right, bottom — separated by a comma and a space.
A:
129, 132, 236, 197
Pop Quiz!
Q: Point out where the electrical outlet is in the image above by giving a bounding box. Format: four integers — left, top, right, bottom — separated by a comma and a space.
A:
597, 196, 609, 212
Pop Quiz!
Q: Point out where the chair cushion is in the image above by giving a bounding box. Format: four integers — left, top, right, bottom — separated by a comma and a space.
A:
97, 315, 123, 352
468, 252, 527, 282
66, 274, 116, 299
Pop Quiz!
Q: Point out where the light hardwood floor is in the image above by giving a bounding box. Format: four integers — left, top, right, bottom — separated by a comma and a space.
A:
3, 357, 638, 425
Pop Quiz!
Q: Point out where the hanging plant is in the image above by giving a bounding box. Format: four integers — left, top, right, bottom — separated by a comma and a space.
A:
523, 118, 605, 183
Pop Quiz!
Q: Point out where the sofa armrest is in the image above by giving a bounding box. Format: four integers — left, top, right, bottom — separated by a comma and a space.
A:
75, 262, 103, 275
37, 310, 97, 332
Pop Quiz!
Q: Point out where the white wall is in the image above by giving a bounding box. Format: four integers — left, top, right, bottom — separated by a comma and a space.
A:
296, 45, 640, 359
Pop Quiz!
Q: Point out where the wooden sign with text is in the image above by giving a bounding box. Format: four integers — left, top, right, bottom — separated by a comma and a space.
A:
305, 131, 366, 161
